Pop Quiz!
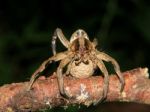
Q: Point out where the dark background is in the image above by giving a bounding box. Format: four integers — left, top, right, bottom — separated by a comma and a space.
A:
0, 0, 150, 112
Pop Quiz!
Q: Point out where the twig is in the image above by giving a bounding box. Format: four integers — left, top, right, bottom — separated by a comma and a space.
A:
0, 67, 149, 112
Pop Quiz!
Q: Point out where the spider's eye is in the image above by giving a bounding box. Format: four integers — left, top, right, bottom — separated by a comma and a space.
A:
76, 30, 84, 36
70, 29, 89, 43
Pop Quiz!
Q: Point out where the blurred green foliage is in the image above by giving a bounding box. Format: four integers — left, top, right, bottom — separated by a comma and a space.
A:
0, 0, 150, 111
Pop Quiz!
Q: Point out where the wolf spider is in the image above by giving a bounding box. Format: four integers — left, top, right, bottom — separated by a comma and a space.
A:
27, 28, 124, 104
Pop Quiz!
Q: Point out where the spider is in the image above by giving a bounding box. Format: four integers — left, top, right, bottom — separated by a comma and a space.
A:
27, 28, 125, 104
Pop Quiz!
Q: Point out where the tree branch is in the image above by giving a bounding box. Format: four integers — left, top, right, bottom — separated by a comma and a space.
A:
0, 67, 149, 112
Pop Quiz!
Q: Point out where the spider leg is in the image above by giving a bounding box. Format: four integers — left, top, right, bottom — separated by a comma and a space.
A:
65, 61, 72, 75
92, 38, 98, 47
26, 59, 52, 91
65, 57, 77, 75
57, 57, 72, 98
94, 59, 109, 105
27, 51, 68, 91
52, 28, 70, 55
96, 52, 125, 92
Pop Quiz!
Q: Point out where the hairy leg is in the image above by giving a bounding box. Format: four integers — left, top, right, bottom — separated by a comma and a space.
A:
27, 52, 68, 91
57, 57, 71, 98
94, 59, 109, 105
27, 58, 52, 91
52, 28, 70, 55
96, 52, 125, 92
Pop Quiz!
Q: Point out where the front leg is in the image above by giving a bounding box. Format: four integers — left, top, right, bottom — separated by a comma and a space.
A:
57, 57, 72, 98
94, 59, 109, 105
27, 51, 69, 91
96, 51, 125, 92
27, 58, 52, 91
52, 28, 70, 55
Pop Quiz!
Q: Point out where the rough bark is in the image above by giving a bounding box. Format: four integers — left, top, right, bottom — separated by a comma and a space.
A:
0, 67, 149, 112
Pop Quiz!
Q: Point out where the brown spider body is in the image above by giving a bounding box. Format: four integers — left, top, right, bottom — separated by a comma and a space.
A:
27, 28, 125, 105
68, 30, 96, 78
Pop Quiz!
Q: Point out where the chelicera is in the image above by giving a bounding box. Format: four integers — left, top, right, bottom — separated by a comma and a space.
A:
27, 28, 125, 104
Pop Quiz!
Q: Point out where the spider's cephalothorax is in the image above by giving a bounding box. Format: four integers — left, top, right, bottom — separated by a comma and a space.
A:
27, 28, 125, 105
70, 29, 92, 54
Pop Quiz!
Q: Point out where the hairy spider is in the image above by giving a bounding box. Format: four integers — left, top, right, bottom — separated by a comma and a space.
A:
27, 28, 125, 104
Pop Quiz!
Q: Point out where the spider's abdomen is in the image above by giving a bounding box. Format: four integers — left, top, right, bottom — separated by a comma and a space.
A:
70, 60, 94, 78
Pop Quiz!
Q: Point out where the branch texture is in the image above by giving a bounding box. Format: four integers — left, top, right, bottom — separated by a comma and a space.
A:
0, 67, 149, 112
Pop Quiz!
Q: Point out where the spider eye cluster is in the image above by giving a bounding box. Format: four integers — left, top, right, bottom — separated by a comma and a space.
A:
70, 29, 89, 43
